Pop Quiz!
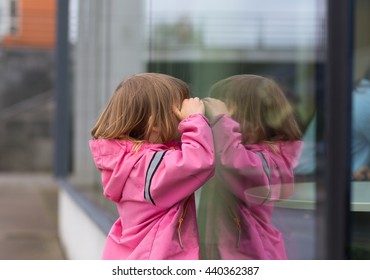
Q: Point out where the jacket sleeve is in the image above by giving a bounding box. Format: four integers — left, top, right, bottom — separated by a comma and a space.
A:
143, 114, 215, 208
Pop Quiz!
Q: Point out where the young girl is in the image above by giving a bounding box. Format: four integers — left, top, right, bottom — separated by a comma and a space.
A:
89, 73, 215, 260
199, 74, 302, 260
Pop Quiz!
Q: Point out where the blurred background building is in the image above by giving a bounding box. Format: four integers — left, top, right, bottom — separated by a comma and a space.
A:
0, 0, 55, 171
1, 0, 369, 260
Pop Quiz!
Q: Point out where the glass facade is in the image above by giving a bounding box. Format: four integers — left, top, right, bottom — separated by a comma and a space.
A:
146, 0, 324, 260
55, 0, 370, 259
350, 0, 370, 259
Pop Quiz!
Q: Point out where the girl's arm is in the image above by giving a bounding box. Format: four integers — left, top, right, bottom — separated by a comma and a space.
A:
211, 114, 271, 202
203, 97, 266, 175
143, 114, 215, 208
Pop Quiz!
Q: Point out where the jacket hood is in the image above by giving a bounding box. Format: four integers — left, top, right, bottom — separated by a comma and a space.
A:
89, 139, 137, 203
246, 140, 303, 169
277, 140, 303, 169
243, 140, 303, 203
89, 139, 179, 203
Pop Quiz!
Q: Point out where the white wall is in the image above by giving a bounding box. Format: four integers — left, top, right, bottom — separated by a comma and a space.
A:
59, 0, 145, 259
58, 189, 107, 260
0, 0, 11, 37
71, 0, 145, 186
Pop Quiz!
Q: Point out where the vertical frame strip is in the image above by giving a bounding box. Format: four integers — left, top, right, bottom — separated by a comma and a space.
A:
316, 0, 354, 259
55, 0, 70, 178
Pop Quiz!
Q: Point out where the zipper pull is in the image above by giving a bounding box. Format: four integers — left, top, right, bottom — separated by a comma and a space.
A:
177, 217, 184, 248
233, 216, 241, 247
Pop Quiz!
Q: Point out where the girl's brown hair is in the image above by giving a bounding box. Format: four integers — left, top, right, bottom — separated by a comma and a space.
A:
209, 74, 302, 144
91, 73, 190, 143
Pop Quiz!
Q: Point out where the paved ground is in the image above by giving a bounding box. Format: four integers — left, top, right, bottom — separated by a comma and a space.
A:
0, 173, 65, 260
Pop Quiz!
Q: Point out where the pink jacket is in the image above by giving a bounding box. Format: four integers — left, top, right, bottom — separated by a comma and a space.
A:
199, 115, 302, 260
89, 114, 215, 260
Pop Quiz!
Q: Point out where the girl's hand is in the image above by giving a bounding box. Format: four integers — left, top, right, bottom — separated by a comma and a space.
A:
202, 97, 230, 121
173, 97, 205, 121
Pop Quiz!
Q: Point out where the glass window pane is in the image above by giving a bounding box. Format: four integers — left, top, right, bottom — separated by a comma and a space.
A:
351, 0, 370, 260
147, 0, 326, 259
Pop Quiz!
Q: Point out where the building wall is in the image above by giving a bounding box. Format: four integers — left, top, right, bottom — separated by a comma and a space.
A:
70, 0, 145, 186
1, 0, 56, 49
0, 49, 54, 172
59, 0, 145, 259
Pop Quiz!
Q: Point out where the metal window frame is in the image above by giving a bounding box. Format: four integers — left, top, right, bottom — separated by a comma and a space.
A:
54, 0, 71, 178
315, 0, 354, 259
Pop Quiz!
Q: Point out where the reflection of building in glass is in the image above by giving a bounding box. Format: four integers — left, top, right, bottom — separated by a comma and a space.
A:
151, 12, 324, 51
147, 0, 325, 62
145, 0, 325, 128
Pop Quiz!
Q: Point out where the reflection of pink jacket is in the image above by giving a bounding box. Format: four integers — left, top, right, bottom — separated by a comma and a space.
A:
199, 115, 302, 260
89, 114, 215, 260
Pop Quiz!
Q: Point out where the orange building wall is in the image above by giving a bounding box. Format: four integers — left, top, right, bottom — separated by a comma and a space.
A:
2, 0, 56, 49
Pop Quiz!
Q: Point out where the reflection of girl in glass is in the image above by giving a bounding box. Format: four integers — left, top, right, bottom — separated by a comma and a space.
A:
90, 73, 215, 259
352, 67, 370, 181
199, 74, 302, 259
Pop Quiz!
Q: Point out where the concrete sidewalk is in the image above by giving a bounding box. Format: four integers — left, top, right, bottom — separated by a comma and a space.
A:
0, 173, 65, 260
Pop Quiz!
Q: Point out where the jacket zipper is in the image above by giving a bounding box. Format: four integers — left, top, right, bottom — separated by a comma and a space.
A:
227, 206, 241, 248
177, 196, 192, 248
